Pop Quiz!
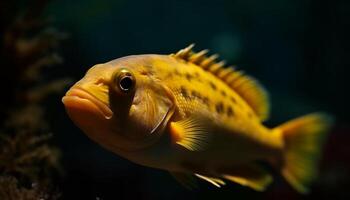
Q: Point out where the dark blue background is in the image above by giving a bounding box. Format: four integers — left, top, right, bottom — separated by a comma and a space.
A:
43, 0, 350, 199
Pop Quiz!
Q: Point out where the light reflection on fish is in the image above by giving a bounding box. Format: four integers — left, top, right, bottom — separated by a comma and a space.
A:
62, 44, 333, 193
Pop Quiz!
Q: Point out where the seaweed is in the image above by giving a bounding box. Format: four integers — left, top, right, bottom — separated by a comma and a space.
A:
0, 0, 70, 199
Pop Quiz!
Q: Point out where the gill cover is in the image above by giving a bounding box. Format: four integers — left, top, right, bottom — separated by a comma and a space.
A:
129, 79, 175, 140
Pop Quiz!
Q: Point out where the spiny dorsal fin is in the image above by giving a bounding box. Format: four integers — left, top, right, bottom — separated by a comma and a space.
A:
171, 44, 270, 121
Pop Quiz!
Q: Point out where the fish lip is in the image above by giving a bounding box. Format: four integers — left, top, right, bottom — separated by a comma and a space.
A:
62, 87, 113, 119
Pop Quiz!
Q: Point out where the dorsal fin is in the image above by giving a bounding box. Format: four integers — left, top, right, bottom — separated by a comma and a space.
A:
170, 44, 270, 121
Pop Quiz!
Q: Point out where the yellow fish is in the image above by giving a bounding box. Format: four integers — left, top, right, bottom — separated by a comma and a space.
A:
62, 44, 333, 193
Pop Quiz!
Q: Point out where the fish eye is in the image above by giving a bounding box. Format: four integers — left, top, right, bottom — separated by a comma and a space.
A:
113, 69, 135, 94
119, 76, 133, 91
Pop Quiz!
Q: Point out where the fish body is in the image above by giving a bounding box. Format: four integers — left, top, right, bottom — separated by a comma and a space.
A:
62, 45, 333, 193
125, 55, 280, 168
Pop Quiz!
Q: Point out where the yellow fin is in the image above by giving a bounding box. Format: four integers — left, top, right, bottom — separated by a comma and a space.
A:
170, 115, 210, 151
194, 174, 226, 188
275, 113, 333, 193
221, 164, 273, 191
170, 172, 198, 190
171, 44, 270, 121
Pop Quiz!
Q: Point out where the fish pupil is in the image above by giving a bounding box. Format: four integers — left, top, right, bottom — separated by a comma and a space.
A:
119, 76, 133, 91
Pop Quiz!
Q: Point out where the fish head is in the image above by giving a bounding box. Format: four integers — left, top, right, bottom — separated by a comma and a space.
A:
62, 55, 175, 153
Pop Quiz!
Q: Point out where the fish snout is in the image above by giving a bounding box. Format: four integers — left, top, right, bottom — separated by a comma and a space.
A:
62, 86, 113, 120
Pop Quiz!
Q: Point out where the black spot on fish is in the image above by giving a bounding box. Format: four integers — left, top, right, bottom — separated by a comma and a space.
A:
209, 81, 217, 90
140, 70, 148, 75
191, 90, 201, 99
215, 102, 224, 114
230, 96, 237, 104
193, 72, 202, 82
202, 97, 210, 106
185, 73, 193, 81
227, 106, 234, 117
180, 86, 190, 100
174, 69, 181, 76
166, 72, 173, 78
221, 90, 227, 97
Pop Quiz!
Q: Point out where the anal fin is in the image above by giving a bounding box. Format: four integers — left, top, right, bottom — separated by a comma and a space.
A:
195, 174, 226, 188
221, 164, 273, 191
170, 171, 226, 189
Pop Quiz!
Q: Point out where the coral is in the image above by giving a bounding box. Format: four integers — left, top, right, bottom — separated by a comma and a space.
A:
0, 126, 61, 184
0, 176, 60, 200
0, 0, 70, 198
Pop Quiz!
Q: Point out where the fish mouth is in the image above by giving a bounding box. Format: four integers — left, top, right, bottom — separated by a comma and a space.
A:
62, 87, 113, 119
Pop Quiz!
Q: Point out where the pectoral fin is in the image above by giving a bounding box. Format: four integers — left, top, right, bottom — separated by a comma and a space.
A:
169, 115, 211, 151
221, 164, 273, 191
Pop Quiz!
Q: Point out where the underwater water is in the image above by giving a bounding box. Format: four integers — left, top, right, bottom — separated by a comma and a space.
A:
1, 0, 349, 199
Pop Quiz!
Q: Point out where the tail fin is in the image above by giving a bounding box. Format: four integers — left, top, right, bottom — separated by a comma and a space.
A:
275, 113, 333, 193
